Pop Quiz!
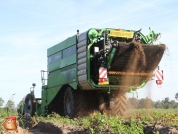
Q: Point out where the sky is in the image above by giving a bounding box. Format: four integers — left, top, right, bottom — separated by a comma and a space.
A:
0, 0, 178, 106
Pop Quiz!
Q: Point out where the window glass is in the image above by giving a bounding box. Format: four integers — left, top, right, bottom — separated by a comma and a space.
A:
48, 51, 62, 64
63, 45, 76, 58
48, 45, 76, 64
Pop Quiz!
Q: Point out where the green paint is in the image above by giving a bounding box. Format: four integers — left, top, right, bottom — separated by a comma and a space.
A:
88, 29, 98, 40
107, 48, 117, 68
137, 28, 160, 44
129, 82, 147, 98
47, 35, 76, 56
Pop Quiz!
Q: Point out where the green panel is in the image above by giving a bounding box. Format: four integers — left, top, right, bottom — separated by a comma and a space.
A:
47, 86, 61, 104
48, 60, 61, 72
48, 67, 77, 88
48, 51, 62, 64
47, 35, 76, 56
60, 54, 76, 68
36, 103, 42, 115
107, 48, 117, 68
69, 82, 77, 90
41, 86, 61, 115
48, 74, 64, 87
41, 89, 47, 114
44, 81, 77, 108
48, 54, 76, 72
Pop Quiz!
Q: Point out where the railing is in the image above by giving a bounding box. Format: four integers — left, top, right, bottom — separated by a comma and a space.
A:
41, 70, 48, 86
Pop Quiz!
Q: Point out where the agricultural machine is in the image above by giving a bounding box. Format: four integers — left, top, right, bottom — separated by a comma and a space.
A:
17, 28, 165, 118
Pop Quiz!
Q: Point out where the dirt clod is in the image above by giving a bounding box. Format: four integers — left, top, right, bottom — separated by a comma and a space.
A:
144, 123, 178, 134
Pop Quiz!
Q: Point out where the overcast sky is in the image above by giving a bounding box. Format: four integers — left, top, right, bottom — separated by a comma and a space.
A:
0, 0, 178, 106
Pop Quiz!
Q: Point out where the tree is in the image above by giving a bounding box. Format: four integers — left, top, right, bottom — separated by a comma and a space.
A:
0, 97, 4, 108
175, 93, 178, 101
127, 98, 139, 109
162, 97, 170, 109
138, 97, 154, 109
154, 100, 163, 108
164, 97, 169, 103
154, 97, 178, 109
170, 100, 178, 108
6, 100, 16, 112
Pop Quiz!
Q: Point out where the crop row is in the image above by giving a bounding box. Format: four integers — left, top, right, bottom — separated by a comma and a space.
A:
0, 108, 178, 133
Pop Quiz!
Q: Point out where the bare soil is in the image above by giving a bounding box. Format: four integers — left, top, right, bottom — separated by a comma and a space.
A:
144, 122, 178, 134
23, 121, 87, 134
1, 121, 88, 134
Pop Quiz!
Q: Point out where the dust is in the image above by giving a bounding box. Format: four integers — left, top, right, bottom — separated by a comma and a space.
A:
142, 44, 165, 106
146, 83, 152, 98
126, 42, 146, 72
121, 42, 147, 87
120, 42, 166, 87
144, 82, 153, 108
120, 42, 166, 109
149, 44, 166, 73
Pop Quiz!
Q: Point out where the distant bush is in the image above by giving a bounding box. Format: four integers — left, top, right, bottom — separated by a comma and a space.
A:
127, 97, 178, 109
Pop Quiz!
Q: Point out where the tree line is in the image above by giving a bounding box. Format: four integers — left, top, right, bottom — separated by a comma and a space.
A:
127, 97, 178, 109
1, 95, 178, 112
0, 97, 16, 112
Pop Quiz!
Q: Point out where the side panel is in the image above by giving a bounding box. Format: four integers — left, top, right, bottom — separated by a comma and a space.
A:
48, 45, 77, 72
47, 35, 77, 86
42, 35, 78, 111
41, 81, 77, 114
41, 85, 62, 114
48, 65, 77, 88
47, 35, 76, 56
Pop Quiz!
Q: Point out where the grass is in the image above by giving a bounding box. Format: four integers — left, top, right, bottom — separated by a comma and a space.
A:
1, 108, 178, 133
33, 112, 145, 134
31, 108, 178, 133
124, 108, 178, 126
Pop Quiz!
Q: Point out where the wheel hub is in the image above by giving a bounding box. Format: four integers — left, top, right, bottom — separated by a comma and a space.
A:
27, 99, 32, 113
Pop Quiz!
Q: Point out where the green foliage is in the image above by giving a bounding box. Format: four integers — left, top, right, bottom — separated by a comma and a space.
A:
125, 108, 178, 126
175, 93, 178, 101
30, 112, 145, 134
127, 97, 178, 109
0, 98, 4, 108
6, 100, 16, 113
1, 108, 178, 133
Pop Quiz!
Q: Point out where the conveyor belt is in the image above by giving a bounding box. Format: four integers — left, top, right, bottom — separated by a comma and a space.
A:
109, 42, 166, 73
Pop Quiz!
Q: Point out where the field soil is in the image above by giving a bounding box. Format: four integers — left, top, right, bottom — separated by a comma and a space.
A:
19, 121, 87, 134
1, 121, 87, 134
1, 120, 178, 134
143, 122, 178, 134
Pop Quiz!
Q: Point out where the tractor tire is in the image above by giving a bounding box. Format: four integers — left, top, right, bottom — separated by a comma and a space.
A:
101, 93, 127, 116
25, 94, 35, 117
63, 87, 89, 118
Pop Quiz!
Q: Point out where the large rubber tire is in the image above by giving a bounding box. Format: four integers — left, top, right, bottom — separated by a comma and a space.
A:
102, 93, 127, 116
63, 87, 89, 118
25, 94, 35, 117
